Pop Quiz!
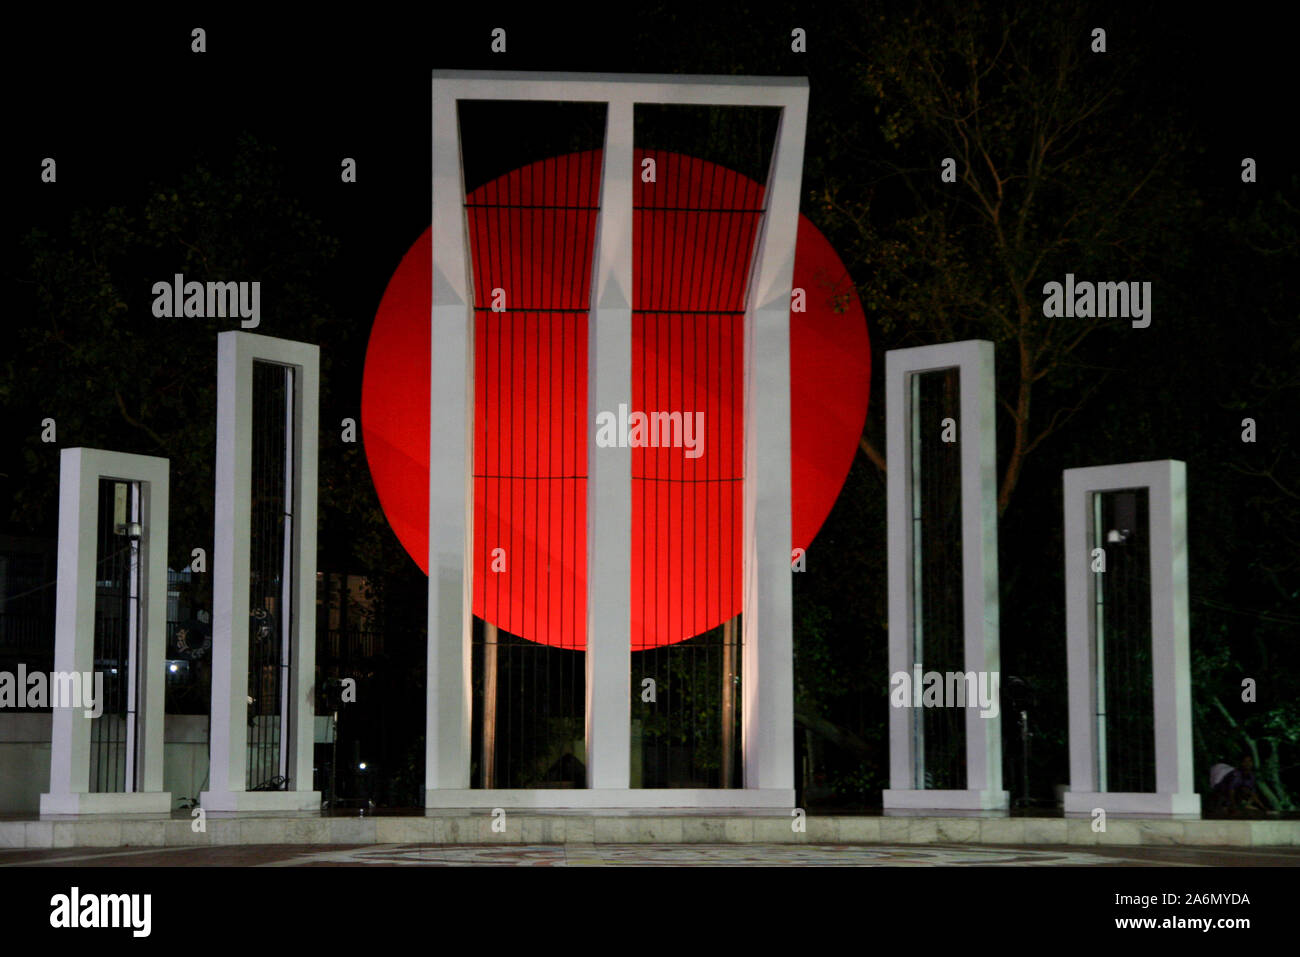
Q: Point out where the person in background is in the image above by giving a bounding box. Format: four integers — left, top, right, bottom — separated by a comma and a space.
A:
1209, 753, 1266, 815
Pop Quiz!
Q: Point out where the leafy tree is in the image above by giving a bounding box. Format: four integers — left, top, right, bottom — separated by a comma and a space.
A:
813, 3, 1197, 514
6, 134, 385, 575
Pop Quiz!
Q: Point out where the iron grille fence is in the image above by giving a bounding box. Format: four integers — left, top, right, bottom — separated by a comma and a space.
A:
632, 622, 742, 788
911, 368, 967, 790
471, 620, 585, 788
626, 103, 776, 788
89, 478, 141, 793
246, 359, 294, 790
462, 100, 603, 790
1094, 488, 1156, 793
0, 613, 53, 658
322, 629, 382, 661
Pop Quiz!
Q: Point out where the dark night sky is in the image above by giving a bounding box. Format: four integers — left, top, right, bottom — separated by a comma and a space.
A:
7, 6, 1293, 520
7, 6, 1294, 325
6, 3, 1295, 572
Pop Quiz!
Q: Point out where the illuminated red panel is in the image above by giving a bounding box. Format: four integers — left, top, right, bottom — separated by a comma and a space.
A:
630, 151, 756, 649
361, 150, 870, 650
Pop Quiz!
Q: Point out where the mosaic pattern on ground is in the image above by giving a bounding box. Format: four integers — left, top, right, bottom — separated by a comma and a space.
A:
262, 843, 1181, 867
7, 842, 1298, 867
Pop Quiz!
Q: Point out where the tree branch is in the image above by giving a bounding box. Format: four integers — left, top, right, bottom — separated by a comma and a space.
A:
114, 390, 169, 450
859, 435, 887, 474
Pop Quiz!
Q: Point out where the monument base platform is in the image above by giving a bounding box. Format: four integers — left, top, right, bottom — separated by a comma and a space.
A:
200, 790, 322, 814
39, 791, 172, 818
1, 811, 1296, 849
423, 788, 796, 810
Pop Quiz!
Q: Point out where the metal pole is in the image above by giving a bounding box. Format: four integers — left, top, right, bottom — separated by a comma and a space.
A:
720, 616, 735, 787
482, 622, 498, 788
279, 366, 295, 786
124, 482, 141, 791
329, 709, 338, 806
1019, 709, 1030, 807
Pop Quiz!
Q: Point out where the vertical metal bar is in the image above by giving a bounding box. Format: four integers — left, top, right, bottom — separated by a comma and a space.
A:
124, 482, 141, 791
482, 621, 497, 787
91, 483, 101, 792
114, 487, 123, 791
721, 615, 735, 787
1093, 491, 1107, 792
250, 365, 260, 789
252, 364, 262, 789
91, 482, 102, 792
909, 373, 925, 788
280, 365, 294, 784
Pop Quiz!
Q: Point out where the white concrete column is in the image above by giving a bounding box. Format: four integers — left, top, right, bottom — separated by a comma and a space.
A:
425, 82, 475, 799
203, 331, 320, 813
1063, 459, 1199, 817
885, 357, 916, 795
1064, 467, 1098, 799
42, 448, 171, 816
959, 344, 1002, 794
882, 340, 1007, 813
740, 90, 807, 799
584, 96, 634, 790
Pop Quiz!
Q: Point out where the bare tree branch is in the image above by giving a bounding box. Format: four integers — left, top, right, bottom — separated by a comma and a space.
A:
859, 435, 887, 474
114, 390, 169, 450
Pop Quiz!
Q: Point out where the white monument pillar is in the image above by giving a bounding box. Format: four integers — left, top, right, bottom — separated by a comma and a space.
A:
424, 82, 476, 802
41, 448, 171, 816
585, 97, 634, 792
1062, 459, 1199, 818
882, 340, 1008, 814
423, 71, 805, 809
202, 331, 321, 813
741, 96, 806, 797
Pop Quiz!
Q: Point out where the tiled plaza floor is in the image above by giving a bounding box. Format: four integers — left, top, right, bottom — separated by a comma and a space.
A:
3, 842, 1299, 866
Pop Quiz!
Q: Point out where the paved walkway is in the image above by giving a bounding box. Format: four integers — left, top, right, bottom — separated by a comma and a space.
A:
4, 842, 1299, 866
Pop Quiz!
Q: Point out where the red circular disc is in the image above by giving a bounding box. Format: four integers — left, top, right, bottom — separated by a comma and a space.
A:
361, 151, 870, 649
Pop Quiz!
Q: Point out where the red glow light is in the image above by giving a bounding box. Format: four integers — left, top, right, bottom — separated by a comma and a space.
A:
361, 151, 870, 649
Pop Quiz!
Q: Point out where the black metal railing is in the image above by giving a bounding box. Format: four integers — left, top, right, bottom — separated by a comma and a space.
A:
632, 622, 742, 789
0, 612, 54, 656
912, 367, 967, 790
1096, 488, 1156, 793
89, 478, 141, 793
246, 359, 293, 791
321, 628, 382, 661
471, 620, 586, 789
